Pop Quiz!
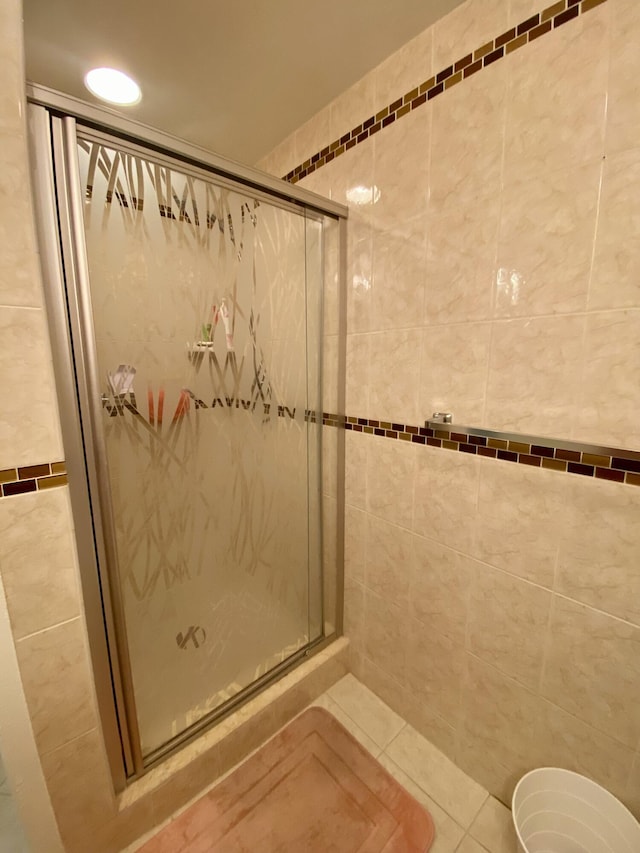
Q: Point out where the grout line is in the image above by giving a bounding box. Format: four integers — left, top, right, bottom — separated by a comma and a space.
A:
313, 693, 385, 757
551, 588, 640, 630
482, 56, 510, 464
465, 645, 638, 752
38, 725, 98, 759
420, 76, 435, 332
16, 614, 79, 642
383, 732, 491, 831
327, 678, 407, 750
0, 304, 42, 312
337, 305, 640, 339
538, 556, 560, 694
329, 678, 496, 834
457, 832, 491, 853
284, 0, 609, 185
384, 726, 405, 755
583, 154, 606, 318
329, 412, 640, 488
572, 153, 607, 446
358, 512, 562, 602
466, 791, 491, 834
351, 505, 640, 648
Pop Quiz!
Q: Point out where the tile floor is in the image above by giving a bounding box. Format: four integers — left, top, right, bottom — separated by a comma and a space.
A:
313, 675, 518, 853
130, 674, 519, 852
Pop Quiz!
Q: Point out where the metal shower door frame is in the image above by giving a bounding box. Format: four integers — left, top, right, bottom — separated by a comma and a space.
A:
27, 88, 347, 790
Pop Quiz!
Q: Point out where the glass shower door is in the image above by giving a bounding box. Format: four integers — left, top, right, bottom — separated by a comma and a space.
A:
76, 135, 323, 758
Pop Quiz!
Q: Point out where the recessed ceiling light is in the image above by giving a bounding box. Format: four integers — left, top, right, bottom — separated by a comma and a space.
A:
84, 67, 141, 106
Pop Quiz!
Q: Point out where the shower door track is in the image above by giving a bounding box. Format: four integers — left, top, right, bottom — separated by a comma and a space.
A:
28, 84, 348, 219
27, 85, 348, 790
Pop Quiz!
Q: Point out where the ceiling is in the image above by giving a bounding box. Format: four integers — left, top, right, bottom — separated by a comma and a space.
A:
23, 0, 464, 166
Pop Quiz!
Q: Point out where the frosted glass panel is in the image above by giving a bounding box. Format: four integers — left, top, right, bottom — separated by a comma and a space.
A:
77, 139, 323, 757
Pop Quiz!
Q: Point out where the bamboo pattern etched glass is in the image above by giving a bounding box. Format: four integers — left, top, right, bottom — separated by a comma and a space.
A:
77, 139, 323, 756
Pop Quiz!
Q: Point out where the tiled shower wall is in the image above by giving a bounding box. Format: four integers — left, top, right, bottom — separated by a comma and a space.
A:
0, 0, 118, 849
260, 0, 640, 815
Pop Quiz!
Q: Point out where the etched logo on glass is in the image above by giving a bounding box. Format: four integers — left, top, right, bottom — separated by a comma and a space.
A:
176, 626, 207, 650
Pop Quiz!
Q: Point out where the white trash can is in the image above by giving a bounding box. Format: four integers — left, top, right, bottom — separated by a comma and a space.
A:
512, 768, 640, 853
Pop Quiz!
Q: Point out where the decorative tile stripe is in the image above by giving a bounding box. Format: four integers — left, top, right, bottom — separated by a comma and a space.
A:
322, 412, 640, 487
103, 392, 301, 422
5, 404, 637, 502
1, 406, 320, 501
0, 461, 68, 498
282, 0, 607, 184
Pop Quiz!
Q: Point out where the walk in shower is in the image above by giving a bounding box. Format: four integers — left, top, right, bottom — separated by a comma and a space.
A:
28, 88, 345, 783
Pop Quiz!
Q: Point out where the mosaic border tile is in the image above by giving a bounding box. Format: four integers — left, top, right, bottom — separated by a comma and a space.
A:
282, 0, 607, 184
1, 405, 313, 500
6, 406, 638, 499
7, 403, 637, 498
0, 461, 68, 498
323, 412, 640, 488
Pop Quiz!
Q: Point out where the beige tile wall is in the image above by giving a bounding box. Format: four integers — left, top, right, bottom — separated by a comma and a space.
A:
260, 0, 640, 815
0, 0, 128, 844
1, 0, 638, 848
0, 0, 79, 850
266, 0, 640, 449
